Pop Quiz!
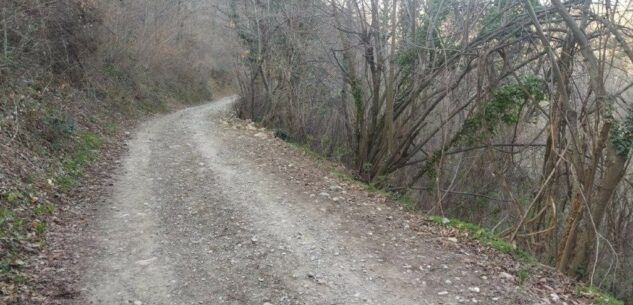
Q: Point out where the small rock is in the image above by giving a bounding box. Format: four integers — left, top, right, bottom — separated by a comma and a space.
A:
468, 287, 480, 293
447, 237, 458, 243
329, 185, 343, 192
319, 192, 331, 198
550, 293, 560, 302
438, 291, 449, 296
133, 301, 142, 305
254, 132, 268, 139
499, 272, 514, 281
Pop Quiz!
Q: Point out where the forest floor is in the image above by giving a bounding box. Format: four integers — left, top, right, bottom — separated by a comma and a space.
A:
39, 97, 592, 305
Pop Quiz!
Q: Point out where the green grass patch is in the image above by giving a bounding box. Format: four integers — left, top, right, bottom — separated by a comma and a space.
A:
392, 193, 417, 210
56, 131, 102, 191
517, 266, 530, 286
33, 221, 47, 235
5, 192, 21, 204
0, 208, 24, 237
104, 122, 119, 134
34, 203, 55, 216
428, 216, 533, 261
288, 142, 326, 161
0, 207, 28, 252
0, 207, 15, 229
577, 286, 624, 305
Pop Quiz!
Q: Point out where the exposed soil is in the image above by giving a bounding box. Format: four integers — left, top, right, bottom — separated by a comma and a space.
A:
40, 97, 589, 305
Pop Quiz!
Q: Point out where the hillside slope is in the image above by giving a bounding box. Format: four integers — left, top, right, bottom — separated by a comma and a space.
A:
0, 1, 217, 302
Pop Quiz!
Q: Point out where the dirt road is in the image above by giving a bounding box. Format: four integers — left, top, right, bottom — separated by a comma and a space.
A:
75, 97, 536, 305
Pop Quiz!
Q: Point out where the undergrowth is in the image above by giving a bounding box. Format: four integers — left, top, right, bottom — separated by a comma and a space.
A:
55, 131, 102, 192
577, 286, 624, 305
0, 0, 221, 302
257, 116, 627, 305
427, 215, 533, 261
288, 141, 430, 211
429, 216, 623, 305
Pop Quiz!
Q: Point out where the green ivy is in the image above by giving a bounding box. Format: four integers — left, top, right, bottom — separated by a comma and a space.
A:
479, 0, 543, 37
457, 76, 544, 145
611, 107, 633, 158
416, 76, 544, 179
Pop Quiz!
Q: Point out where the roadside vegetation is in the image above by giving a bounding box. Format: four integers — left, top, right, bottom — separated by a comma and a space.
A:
229, 0, 633, 302
279, 122, 622, 304
0, 0, 230, 302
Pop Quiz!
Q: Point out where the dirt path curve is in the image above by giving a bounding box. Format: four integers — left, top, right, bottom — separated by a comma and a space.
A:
76, 97, 534, 305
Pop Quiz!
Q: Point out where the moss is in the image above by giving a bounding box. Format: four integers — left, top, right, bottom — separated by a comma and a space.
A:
577, 286, 624, 305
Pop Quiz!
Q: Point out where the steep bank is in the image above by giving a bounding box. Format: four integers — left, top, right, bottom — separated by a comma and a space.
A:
0, 1, 219, 302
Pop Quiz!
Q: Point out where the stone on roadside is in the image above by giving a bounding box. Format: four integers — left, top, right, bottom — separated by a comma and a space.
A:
499, 272, 514, 281
329, 185, 343, 192
254, 132, 268, 139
